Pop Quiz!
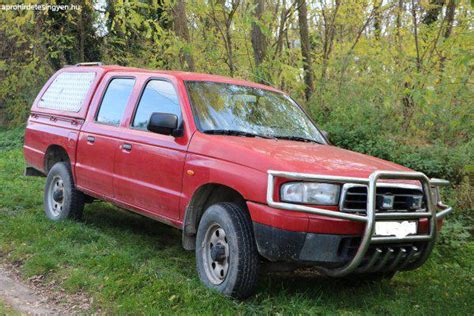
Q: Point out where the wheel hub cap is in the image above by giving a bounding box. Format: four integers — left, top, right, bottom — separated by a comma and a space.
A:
210, 243, 227, 262
202, 224, 230, 285
48, 176, 65, 216
53, 190, 63, 202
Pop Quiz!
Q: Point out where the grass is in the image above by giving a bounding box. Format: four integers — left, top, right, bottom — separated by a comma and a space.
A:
0, 127, 472, 314
0, 301, 18, 316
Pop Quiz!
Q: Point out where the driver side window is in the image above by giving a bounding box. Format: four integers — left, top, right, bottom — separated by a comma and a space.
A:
132, 80, 181, 130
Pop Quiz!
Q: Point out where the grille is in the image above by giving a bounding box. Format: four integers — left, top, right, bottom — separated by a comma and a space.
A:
340, 185, 425, 213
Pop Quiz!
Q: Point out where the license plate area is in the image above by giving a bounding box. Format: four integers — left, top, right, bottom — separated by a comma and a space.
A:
374, 221, 418, 238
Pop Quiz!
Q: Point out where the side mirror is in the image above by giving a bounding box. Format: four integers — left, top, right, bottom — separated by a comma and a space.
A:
147, 112, 179, 136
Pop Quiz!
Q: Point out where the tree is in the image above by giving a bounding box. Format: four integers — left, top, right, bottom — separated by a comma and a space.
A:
251, 0, 267, 83
296, 0, 313, 101
209, 0, 241, 77
443, 0, 456, 39
422, 0, 445, 25
373, 0, 382, 40
172, 0, 195, 71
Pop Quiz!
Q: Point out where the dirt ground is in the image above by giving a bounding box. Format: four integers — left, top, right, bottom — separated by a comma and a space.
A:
0, 264, 93, 315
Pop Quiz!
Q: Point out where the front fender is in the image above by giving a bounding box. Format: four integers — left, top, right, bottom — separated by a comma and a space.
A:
179, 153, 267, 220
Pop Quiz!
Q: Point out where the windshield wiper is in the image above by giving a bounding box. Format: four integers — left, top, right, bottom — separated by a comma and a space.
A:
273, 135, 322, 144
203, 129, 274, 139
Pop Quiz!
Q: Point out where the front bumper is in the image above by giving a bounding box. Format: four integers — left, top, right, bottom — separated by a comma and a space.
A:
253, 222, 350, 265
255, 170, 452, 276
253, 222, 433, 272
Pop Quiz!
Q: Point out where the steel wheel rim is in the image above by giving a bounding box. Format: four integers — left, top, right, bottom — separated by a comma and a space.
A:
202, 223, 230, 285
48, 175, 64, 217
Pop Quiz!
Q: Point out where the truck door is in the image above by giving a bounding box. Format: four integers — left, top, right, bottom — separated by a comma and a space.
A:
113, 78, 188, 221
75, 76, 136, 198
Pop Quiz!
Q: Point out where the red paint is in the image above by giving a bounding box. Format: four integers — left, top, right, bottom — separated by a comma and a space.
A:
247, 201, 439, 235
24, 65, 442, 236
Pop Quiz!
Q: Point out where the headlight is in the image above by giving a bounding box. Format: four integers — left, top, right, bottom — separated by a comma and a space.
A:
280, 182, 340, 205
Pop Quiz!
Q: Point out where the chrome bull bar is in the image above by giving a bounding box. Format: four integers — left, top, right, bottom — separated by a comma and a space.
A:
266, 170, 453, 277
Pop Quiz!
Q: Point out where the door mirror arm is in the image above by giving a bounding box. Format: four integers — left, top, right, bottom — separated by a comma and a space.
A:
172, 126, 184, 137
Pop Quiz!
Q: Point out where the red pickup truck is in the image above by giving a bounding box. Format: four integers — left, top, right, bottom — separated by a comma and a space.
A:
24, 63, 452, 298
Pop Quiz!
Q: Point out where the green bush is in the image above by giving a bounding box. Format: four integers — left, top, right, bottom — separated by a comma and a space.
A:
0, 126, 24, 151
0, 59, 51, 127
392, 143, 472, 183
309, 87, 472, 184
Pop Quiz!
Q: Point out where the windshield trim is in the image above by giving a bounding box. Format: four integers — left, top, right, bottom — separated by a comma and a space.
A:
183, 80, 328, 145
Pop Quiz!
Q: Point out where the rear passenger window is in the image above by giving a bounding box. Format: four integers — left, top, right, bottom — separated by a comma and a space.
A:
96, 78, 135, 126
38, 72, 95, 112
132, 80, 181, 130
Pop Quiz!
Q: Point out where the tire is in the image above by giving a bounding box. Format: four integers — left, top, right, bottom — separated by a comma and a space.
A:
196, 202, 259, 299
44, 162, 84, 221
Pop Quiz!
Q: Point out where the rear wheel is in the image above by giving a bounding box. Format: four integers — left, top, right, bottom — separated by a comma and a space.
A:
44, 162, 84, 221
196, 202, 259, 299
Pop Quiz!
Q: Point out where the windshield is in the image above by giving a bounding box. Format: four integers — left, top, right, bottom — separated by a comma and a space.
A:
185, 81, 326, 144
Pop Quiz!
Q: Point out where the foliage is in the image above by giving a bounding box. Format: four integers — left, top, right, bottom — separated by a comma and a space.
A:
319, 110, 473, 183
439, 217, 472, 248
0, 126, 24, 152
0, 1, 471, 182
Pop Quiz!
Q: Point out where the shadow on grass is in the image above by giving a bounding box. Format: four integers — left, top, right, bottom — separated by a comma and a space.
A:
82, 202, 182, 248
79, 201, 398, 303
259, 270, 396, 297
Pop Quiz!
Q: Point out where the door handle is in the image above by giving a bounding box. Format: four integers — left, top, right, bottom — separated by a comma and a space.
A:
87, 136, 95, 143
122, 143, 132, 151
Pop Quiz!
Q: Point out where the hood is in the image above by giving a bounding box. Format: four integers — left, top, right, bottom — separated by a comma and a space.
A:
189, 133, 413, 179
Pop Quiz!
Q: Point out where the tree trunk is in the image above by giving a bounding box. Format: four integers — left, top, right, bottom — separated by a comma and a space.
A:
209, 0, 239, 77
78, 6, 85, 62
443, 0, 456, 39
173, 0, 195, 71
422, 0, 445, 25
224, 0, 240, 77
439, 0, 456, 73
318, 0, 340, 111
251, 0, 267, 83
320, 0, 340, 87
396, 0, 403, 57
411, 0, 421, 72
274, 0, 288, 58
224, 19, 235, 77
106, 0, 117, 34
399, 0, 414, 129
373, 0, 382, 40
297, 0, 314, 101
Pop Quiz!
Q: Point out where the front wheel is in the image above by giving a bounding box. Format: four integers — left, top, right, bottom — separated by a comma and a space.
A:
196, 202, 259, 299
44, 162, 84, 221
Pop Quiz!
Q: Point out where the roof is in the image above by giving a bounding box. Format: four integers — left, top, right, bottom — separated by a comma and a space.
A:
70, 64, 284, 93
